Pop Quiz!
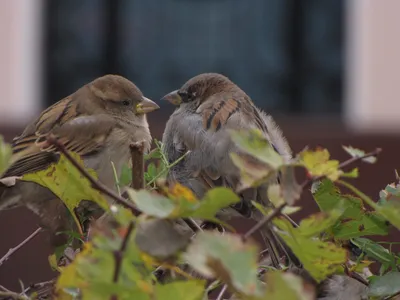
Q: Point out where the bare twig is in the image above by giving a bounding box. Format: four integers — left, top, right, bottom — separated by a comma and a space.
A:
344, 266, 369, 287
47, 136, 141, 215
0, 290, 27, 300
243, 203, 286, 241
113, 221, 134, 283
0, 227, 42, 267
21, 279, 55, 297
216, 284, 228, 300
130, 142, 145, 190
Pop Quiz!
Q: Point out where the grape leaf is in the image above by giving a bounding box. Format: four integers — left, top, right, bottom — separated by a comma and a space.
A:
22, 152, 109, 233
313, 180, 389, 238
184, 231, 262, 297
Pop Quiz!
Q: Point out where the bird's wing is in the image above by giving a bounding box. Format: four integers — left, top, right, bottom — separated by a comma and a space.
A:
4, 112, 116, 177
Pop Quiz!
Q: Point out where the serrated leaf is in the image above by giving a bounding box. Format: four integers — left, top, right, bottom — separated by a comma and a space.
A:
0, 136, 12, 177
184, 231, 262, 297
154, 280, 205, 300
181, 187, 240, 219
368, 272, 400, 297
343, 145, 377, 164
230, 128, 284, 169
264, 272, 315, 300
377, 200, 400, 230
313, 180, 389, 238
351, 238, 396, 268
300, 148, 342, 181
127, 186, 239, 221
57, 227, 153, 299
341, 167, 359, 178
22, 152, 109, 233
230, 152, 273, 191
275, 219, 347, 282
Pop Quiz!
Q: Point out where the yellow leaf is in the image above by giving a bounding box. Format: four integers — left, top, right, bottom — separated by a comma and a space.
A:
300, 148, 342, 181
23, 152, 110, 233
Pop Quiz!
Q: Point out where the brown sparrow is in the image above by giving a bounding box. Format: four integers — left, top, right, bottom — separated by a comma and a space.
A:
0, 74, 159, 246
161, 73, 294, 267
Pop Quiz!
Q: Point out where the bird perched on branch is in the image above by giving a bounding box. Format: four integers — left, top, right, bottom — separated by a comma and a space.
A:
0, 74, 159, 246
161, 73, 294, 267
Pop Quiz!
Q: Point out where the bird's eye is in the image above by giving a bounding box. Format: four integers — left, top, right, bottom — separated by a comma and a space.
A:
122, 99, 131, 106
178, 91, 194, 103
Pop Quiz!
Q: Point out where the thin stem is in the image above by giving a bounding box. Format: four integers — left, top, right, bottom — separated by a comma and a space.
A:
336, 180, 378, 210
47, 136, 141, 215
0, 227, 42, 267
110, 161, 121, 196
243, 203, 286, 241
21, 280, 55, 297
216, 284, 228, 300
0, 290, 27, 300
146, 150, 190, 187
113, 221, 134, 283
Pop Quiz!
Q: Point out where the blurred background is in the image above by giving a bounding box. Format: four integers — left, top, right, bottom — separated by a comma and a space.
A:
1, 0, 400, 291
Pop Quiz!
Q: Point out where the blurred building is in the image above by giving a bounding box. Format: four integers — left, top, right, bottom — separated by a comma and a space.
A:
1, 0, 400, 133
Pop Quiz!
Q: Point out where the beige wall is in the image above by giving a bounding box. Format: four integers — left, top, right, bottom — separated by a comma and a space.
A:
0, 0, 43, 126
345, 0, 400, 133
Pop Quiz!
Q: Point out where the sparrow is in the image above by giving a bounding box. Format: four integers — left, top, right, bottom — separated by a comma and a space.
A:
161, 73, 294, 267
0, 74, 159, 246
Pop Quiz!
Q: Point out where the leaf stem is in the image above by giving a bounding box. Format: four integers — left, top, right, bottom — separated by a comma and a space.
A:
113, 221, 134, 283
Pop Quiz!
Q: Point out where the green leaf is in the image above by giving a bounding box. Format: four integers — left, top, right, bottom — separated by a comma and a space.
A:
0, 135, 13, 177
127, 186, 239, 221
229, 128, 284, 169
22, 152, 109, 232
377, 200, 400, 230
184, 231, 262, 297
342, 145, 377, 164
181, 187, 240, 219
154, 280, 205, 300
368, 272, 400, 297
275, 219, 347, 283
341, 167, 359, 178
128, 189, 175, 218
313, 180, 389, 238
263, 272, 315, 300
119, 164, 132, 187
351, 238, 396, 268
298, 211, 343, 238
300, 148, 342, 181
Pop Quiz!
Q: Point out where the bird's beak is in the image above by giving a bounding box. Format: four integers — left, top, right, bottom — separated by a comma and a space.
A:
161, 90, 182, 106
136, 97, 160, 114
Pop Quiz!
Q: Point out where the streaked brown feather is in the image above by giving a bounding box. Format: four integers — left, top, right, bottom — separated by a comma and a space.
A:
4, 113, 115, 177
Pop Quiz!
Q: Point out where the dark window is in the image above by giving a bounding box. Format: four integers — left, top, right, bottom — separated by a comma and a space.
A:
43, 0, 344, 115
